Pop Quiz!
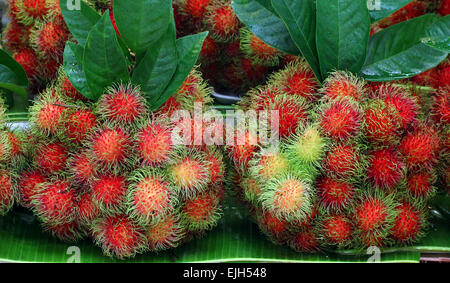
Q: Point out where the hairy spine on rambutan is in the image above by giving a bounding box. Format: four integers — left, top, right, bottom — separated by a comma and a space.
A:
390, 201, 426, 245
146, 214, 186, 251
260, 174, 314, 223
249, 148, 289, 183
180, 190, 222, 231
203, 148, 225, 185
64, 108, 97, 144
42, 220, 84, 243
431, 87, 450, 125
320, 71, 366, 103
204, 1, 240, 42
17, 170, 46, 208
126, 168, 176, 226
227, 129, 259, 171
256, 209, 291, 244
76, 190, 101, 227
179, 0, 212, 20
135, 119, 174, 166
317, 176, 355, 212
10, 0, 51, 26
29, 90, 68, 135
0, 132, 13, 163
30, 20, 68, 59
268, 59, 319, 101
68, 151, 97, 185
363, 99, 401, 145
2, 20, 30, 51
405, 169, 436, 199
240, 175, 263, 205
320, 213, 353, 248
91, 214, 147, 259
33, 141, 68, 174
323, 143, 366, 180
97, 84, 147, 127
13, 48, 39, 78
30, 178, 77, 224
367, 148, 406, 191
240, 28, 280, 67
90, 174, 128, 215
288, 228, 321, 253
0, 169, 16, 216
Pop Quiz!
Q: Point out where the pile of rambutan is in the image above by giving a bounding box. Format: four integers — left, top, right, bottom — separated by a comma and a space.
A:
228, 58, 447, 252
14, 66, 226, 259
173, 0, 294, 93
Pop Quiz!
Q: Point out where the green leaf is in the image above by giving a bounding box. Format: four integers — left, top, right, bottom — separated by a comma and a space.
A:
83, 11, 130, 100
271, 0, 321, 81
63, 42, 94, 100
316, 0, 371, 77
132, 22, 177, 105
0, 65, 27, 98
113, 0, 172, 58
361, 14, 448, 81
232, 0, 300, 55
151, 31, 208, 111
0, 49, 28, 88
367, 0, 413, 23
59, 0, 101, 46
421, 15, 450, 53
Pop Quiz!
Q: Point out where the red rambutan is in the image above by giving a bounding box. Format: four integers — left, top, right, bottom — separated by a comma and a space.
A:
438, 0, 450, 16
200, 36, 219, 59
204, 2, 240, 41
431, 87, 450, 125
34, 142, 68, 174
406, 170, 436, 199
240, 28, 280, 67
288, 229, 320, 253
257, 210, 291, 244
146, 214, 186, 251
30, 93, 67, 135
135, 121, 173, 166
2, 20, 30, 51
17, 170, 46, 208
180, 0, 212, 20
321, 71, 366, 102
92, 214, 146, 259
181, 191, 222, 231
317, 177, 355, 211
69, 151, 97, 184
368, 148, 405, 190
10, 0, 50, 25
13, 48, 39, 78
321, 214, 353, 248
0, 169, 15, 216
91, 174, 128, 214
31, 20, 68, 59
323, 144, 363, 179
227, 130, 259, 170
65, 109, 97, 144
319, 100, 363, 141
364, 99, 401, 144
390, 201, 424, 245
77, 190, 101, 225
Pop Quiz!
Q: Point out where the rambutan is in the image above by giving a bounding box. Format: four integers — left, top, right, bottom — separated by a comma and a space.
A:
146, 214, 186, 251
69, 151, 97, 184
203, 149, 225, 185
411, 68, 440, 88
0, 133, 13, 163
8, 131, 24, 159
29, 91, 67, 135
204, 2, 240, 41
244, 86, 284, 111
438, 62, 450, 88
64, 109, 97, 144
34, 142, 68, 174
13, 48, 39, 78
431, 87, 450, 125
367, 148, 405, 190
376, 85, 419, 130
260, 175, 314, 222
135, 120, 174, 166
320, 214, 353, 248
92, 214, 146, 259
285, 125, 326, 168
0, 169, 15, 216
89, 127, 133, 172
399, 122, 441, 169
256, 210, 291, 244
363, 99, 401, 144
268, 59, 319, 101
406, 169, 436, 199
10, 0, 50, 26
57, 68, 86, 101
17, 170, 46, 208
318, 99, 363, 141
97, 84, 147, 126
168, 149, 210, 197
31, 20, 68, 59
77, 190, 101, 226
240, 28, 280, 67
179, 0, 212, 20
91, 174, 128, 214
317, 177, 355, 211
438, 0, 450, 16
181, 191, 222, 231
43, 220, 84, 242
288, 229, 320, 253
240, 175, 262, 205
227, 129, 259, 170
249, 149, 289, 182
127, 169, 176, 225
31, 179, 77, 224
323, 143, 364, 179
200, 36, 219, 59
321, 71, 366, 102
390, 201, 425, 245
2, 20, 30, 51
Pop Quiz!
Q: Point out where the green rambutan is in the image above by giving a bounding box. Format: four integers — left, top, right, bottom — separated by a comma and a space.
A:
390, 201, 426, 245
317, 177, 355, 212
33, 141, 68, 174
180, 190, 222, 231
285, 125, 326, 168
17, 170, 46, 208
97, 84, 147, 126
126, 168, 176, 225
249, 149, 289, 182
399, 122, 441, 169
0, 169, 16, 216
91, 174, 128, 215
318, 99, 363, 141
135, 119, 174, 166
268, 59, 319, 101
367, 148, 406, 190
91, 214, 146, 259
240, 28, 281, 67
363, 99, 401, 145
146, 214, 186, 251
320, 214, 353, 248
320, 71, 366, 103
260, 174, 314, 223
30, 178, 77, 224
240, 175, 262, 205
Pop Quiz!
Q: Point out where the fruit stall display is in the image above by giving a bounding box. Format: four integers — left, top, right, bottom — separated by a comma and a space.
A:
0, 0, 449, 262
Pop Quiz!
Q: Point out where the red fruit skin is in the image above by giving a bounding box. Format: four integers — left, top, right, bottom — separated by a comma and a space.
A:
204, 3, 240, 40
14, 48, 39, 78
3, 20, 30, 51
65, 110, 97, 144
257, 210, 291, 244
391, 202, 422, 245
364, 101, 401, 144
137, 123, 173, 166
289, 229, 320, 253
317, 177, 355, 211
431, 88, 450, 125
406, 170, 435, 199
320, 100, 362, 141
324, 144, 361, 179
399, 124, 441, 169
77, 191, 101, 225
354, 198, 388, 232
18, 171, 46, 208
99, 86, 146, 125
439, 63, 450, 88
268, 97, 308, 139
91, 128, 131, 169
438, 0, 450, 16
322, 215, 353, 246
368, 148, 405, 190
279, 67, 318, 100
70, 152, 97, 184
181, 0, 212, 20
411, 68, 440, 88
35, 143, 68, 174
34, 21, 68, 58
91, 174, 128, 213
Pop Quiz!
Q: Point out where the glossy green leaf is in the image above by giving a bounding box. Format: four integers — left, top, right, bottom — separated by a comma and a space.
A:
63, 42, 94, 100
0, 66, 27, 98
113, 0, 172, 58
271, 0, 321, 81
132, 22, 177, 105
422, 15, 450, 53
232, 0, 300, 55
367, 0, 413, 23
59, 0, 101, 46
83, 11, 130, 100
316, 0, 371, 77
0, 49, 29, 88
151, 31, 208, 110
361, 14, 448, 81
